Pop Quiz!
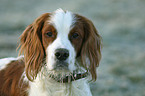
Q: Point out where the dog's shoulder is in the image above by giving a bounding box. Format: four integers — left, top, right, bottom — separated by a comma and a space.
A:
0, 56, 28, 96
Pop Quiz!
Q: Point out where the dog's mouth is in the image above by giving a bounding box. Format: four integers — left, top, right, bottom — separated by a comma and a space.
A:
48, 72, 88, 83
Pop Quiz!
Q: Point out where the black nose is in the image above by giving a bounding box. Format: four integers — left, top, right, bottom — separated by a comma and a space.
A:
55, 48, 69, 61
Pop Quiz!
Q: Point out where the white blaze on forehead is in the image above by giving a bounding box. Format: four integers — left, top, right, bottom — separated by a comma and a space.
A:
46, 9, 77, 71
50, 9, 75, 35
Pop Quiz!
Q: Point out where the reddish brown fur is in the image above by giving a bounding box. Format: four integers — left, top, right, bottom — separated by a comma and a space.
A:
69, 21, 84, 57
0, 59, 28, 96
42, 23, 57, 50
18, 13, 51, 81
75, 14, 102, 80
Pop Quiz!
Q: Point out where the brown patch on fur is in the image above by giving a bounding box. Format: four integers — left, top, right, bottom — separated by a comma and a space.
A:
42, 23, 57, 50
75, 14, 102, 81
69, 21, 84, 57
0, 59, 28, 96
18, 13, 51, 81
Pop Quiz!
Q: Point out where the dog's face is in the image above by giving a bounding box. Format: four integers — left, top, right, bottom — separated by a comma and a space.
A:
42, 10, 84, 73
19, 9, 101, 82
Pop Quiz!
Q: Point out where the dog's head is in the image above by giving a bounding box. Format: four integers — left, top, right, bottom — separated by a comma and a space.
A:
19, 9, 101, 82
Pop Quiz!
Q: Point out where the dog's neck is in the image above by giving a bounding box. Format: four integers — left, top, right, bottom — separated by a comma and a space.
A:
28, 74, 92, 96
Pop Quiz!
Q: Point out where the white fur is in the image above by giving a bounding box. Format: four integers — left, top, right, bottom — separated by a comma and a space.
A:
29, 76, 92, 96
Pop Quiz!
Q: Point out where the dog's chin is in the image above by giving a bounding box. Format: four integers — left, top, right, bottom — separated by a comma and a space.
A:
46, 65, 88, 83
47, 61, 71, 78
45, 60, 88, 83
47, 69, 73, 83
53, 61, 69, 71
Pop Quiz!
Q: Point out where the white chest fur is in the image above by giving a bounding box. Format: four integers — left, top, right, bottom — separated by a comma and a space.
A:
28, 77, 92, 96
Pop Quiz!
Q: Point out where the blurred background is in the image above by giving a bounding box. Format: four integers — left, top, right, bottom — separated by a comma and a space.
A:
0, 0, 145, 96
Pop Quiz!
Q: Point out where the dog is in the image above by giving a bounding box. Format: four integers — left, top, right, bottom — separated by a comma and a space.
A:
0, 9, 101, 96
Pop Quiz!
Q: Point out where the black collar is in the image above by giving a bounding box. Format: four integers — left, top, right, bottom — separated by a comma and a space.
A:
51, 72, 88, 83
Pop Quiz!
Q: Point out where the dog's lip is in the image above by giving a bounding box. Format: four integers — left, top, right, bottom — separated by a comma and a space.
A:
49, 72, 88, 83
54, 61, 69, 70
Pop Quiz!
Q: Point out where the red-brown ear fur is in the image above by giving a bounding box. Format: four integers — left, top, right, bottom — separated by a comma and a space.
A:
76, 15, 102, 81
18, 13, 50, 81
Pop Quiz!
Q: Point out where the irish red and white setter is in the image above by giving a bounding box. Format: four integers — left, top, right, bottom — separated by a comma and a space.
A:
0, 9, 101, 96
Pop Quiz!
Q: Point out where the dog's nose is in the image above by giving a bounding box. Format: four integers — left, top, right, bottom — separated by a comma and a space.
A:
55, 48, 69, 61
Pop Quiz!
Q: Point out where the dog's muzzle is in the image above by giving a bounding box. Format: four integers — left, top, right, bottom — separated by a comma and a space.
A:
54, 48, 70, 69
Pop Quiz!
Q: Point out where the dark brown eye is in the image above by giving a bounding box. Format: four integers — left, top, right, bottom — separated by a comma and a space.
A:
45, 31, 53, 37
72, 33, 79, 39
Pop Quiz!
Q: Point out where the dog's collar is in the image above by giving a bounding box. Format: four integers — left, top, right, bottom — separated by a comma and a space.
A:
51, 72, 88, 83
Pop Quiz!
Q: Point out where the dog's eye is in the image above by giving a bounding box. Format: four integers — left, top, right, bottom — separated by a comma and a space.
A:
45, 31, 53, 37
72, 33, 79, 39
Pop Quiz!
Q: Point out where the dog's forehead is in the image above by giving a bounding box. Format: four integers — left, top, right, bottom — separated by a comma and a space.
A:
49, 9, 76, 35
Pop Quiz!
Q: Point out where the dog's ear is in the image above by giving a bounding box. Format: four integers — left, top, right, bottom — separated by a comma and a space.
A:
18, 13, 50, 81
77, 15, 102, 81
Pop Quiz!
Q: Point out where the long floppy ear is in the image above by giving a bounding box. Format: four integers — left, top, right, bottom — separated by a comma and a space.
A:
18, 13, 50, 81
77, 15, 102, 81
